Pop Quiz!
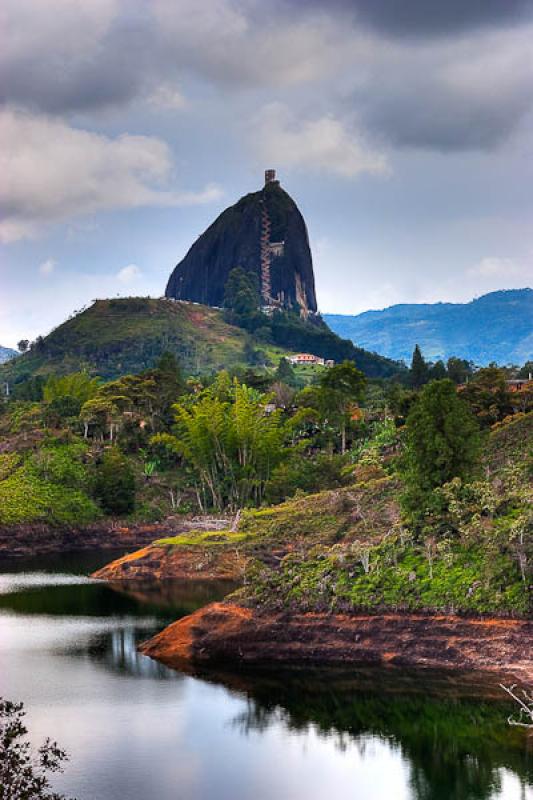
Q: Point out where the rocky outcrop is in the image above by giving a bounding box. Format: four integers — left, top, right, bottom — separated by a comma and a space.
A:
165, 176, 317, 315
139, 603, 533, 682
92, 543, 247, 582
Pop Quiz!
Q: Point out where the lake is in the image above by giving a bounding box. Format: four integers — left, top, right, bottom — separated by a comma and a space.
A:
0, 552, 531, 800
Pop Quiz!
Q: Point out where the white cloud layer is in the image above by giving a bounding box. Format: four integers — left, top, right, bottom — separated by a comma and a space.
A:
38, 258, 56, 276
252, 104, 389, 178
117, 264, 142, 284
0, 109, 222, 242
467, 256, 532, 279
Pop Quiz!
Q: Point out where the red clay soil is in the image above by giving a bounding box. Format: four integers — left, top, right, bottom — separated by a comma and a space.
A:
92, 544, 245, 582
139, 602, 533, 683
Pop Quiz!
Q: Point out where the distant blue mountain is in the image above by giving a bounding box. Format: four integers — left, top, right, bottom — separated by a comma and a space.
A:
324, 289, 533, 366
0, 346, 17, 364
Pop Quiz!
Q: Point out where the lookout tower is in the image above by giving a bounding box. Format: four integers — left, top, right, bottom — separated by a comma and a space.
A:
265, 169, 277, 185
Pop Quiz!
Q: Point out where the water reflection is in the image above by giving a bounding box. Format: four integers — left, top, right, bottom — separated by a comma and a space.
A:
0, 554, 531, 800
86, 627, 181, 680
217, 667, 533, 800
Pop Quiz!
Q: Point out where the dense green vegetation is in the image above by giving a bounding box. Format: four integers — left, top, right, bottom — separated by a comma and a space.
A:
0, 298, 249, 383
222, 267, 403, 378
0, 296, 403, 393
238, 414, 532, 616
0, 321, 531, 617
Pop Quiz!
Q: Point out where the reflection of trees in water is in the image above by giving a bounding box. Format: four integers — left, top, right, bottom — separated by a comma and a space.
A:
225, 668, 533, 800
0, 576, 236, 619
106, 578, 237, 616
89, 627, 182, 681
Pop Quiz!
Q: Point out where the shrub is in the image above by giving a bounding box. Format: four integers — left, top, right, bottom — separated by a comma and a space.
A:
94, 449, 136, 515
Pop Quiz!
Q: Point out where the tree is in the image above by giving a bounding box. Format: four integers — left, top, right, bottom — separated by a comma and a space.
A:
150, 352, 185, 427
460, 367, 511, 426
517, 361, 533, 380
429, 360, 447, 381
446, 357, 473, 385
94, 449, 135, 515
43, 396, 83, 428
152, 380, 286, 510
80, 397, 122, 440
43, 373, 100, 406
223, 267, 260, 316
274, 357, 300, 388
319, 360, 366, 453
0, 697, 73, 800
410, 345, 429, 389
17, 340, 29, 353
401, 379, 481, 528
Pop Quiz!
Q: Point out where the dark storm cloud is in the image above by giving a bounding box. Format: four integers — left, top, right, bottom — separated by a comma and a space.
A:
357, 31, 533, 152
284, 0, 533, 38
365, 84, 532, 152
3, 0, 533, 155
1, 10, 155, 113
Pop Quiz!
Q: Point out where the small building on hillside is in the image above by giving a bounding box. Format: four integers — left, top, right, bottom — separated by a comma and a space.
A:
288, 353, 332, 367
506, 377, 532, 393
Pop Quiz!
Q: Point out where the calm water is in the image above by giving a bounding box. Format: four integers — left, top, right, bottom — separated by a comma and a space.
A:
0, 552, 531, 800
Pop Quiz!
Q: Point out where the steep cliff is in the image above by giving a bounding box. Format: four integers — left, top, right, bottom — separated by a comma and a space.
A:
166, 175, 317, 315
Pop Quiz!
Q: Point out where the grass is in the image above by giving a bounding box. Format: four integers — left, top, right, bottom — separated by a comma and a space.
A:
245, 535, 528, 616
0, 298, 250, 381
156, 530, 251, 547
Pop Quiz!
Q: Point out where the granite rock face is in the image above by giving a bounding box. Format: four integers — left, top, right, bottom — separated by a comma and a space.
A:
165, 178, 317, 315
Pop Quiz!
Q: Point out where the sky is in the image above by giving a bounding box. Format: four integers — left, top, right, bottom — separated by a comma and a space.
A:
1, 0, 533, 348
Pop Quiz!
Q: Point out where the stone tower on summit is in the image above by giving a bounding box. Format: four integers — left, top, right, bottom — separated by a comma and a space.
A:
165, 170, 317, 316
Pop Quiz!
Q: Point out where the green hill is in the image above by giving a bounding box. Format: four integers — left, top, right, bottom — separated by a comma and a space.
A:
325, 289, 533, 365
1, 298, 250, 382
1, 297, 402, 384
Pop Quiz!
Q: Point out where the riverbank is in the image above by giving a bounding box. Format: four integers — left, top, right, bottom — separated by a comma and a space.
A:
139, 602, 533, 683
0, 515, 231, 559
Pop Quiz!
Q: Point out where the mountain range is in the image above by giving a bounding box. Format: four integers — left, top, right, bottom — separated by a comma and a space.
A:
0, 346, 16, 364
325, 289, 533, 365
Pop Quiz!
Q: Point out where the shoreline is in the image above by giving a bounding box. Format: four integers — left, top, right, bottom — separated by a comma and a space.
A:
0, 515, 231, 559
139, 602, 533, 683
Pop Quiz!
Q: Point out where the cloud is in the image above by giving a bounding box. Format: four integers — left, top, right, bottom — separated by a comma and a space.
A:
39, 258, 56, 276
0, 109, 222, 242
252, 103, 388, 178
117, 264, 142, 284
148, 85, 187, 111
0, 0, 141, 113
152, 0, 351, 89
467, 256, 531, 279
361, 25, 533, 151
2, 0, 533, 157
294, 0, 533, 39
0, 0, 348, 113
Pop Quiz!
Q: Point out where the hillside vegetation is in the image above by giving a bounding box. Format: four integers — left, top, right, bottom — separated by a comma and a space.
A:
0, 298, 248, 382
1, 297, 402, 385
236, 413, 532, 617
